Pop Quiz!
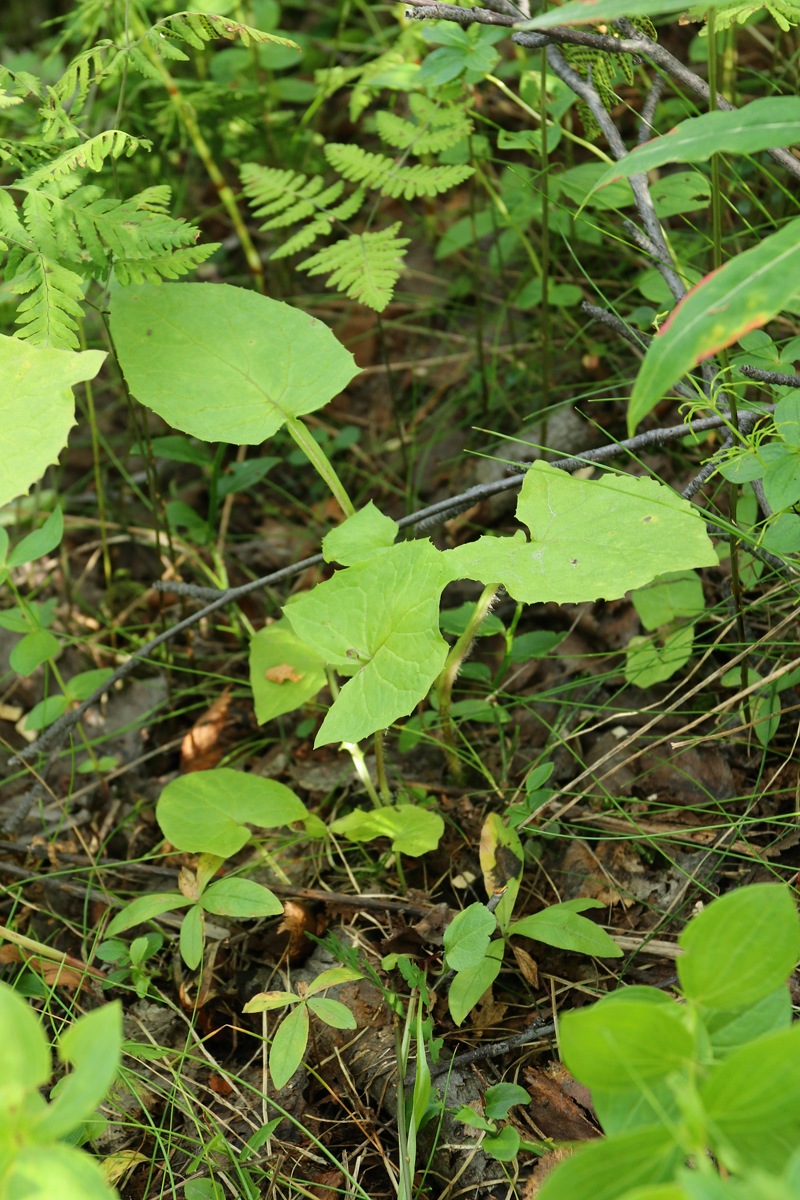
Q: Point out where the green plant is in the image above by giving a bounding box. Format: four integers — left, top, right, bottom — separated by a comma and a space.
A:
0, 983, 122, 1200
243, 966, 362, 1089
538, 883, 800, 1200
439, 814, 622, 1026
105, 768, 323, 969
454, 1082, 545, 1162
95, 932, 164, 999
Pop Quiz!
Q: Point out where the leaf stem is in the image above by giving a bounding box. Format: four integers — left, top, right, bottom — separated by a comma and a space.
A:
286, 418, 355, 518
436, 583, 501, 779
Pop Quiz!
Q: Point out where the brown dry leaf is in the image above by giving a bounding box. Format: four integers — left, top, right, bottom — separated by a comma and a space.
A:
177, 866, 198, 901
265, 662, 303, 684
180, 689, 232, 772
523, 1148, 574, 1198
275, 900, 319, 963
306, 1169, 346, 1200
208, 1072, 233, 1097
471, 994, 508, 1031
511, 942, 539, 989
522, 1063, 599, 1142
0, 946, 91, 991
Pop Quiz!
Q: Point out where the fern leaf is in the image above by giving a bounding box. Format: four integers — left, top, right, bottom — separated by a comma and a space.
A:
22, 131, 151, 187
0, 189, 30, 247
154, 12, 299, 52
300, 223, 409, 312
10, 253, 85, 349
113, 242, 219, 285
376, 100, 473, 156
269, 190, 367, 259
324, 144, 473, 201
41, 42, 120, 135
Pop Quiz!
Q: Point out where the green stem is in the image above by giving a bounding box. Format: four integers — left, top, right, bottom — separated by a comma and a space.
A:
134, 17, 265, 293
436, 583, 501, 779
373, 731, 392, 804
539, 48, 551, 418
708, 11, 750, 721
287, 418, 355, 518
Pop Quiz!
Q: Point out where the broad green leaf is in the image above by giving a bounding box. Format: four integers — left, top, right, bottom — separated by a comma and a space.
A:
519, 0, 737, 28
40, 1003, 122, 1140
445, 463, 716, 605
0, 983, 51, 1103
701, 1025, 800, 1173
322, 502, 398, 565
304, 967, 363, 996
484, 1082, 530, 1120
24, 695, 68, 731
536, 1126, 683, 1200
775, 394, 800, 448
8, 507, 63, 568
593, 1077, 681, 1137
483, 1125, 520, 1161
284, 540, 450, 746
200, 878, 283, 919
632, 571, 705, 631
180, 903, 204, 970
157, 769, 311, 857
678, 885, 800, 1009
444, 903, 497, 971
270, 1003, 309, 1088
595, 100, 800, 188
330, 804, 444, 856
479, 813, 523, 934
762, 447, 800, 512
651, 171, 711, 218
510, 902, 622, 958
9, 629, 61, 675
448, 939, 504, 1026
249, 618, 327, 724
306, 997, 356, 1029
629, 217, 800, 434
560, 996, 693, 1089
65, 668, 114, 702
5, 1143, 119, 1200
109, 283, 359, 443
0, 337, 105, 509
624, 626, 696, 688
105, 892, 193, 937
701, 985, 791, 1056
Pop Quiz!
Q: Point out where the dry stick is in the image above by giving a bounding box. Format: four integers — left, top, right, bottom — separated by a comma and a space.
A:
740, 366, 800, 388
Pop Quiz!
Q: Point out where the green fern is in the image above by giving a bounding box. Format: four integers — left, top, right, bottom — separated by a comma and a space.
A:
324, 144, 473, 201
23, 131, 151, 187
152, 11, 299, 53
562, 18, 657, 141
301, 225, 410, 312
240, 164, 367, 259
691, 0, 800, 28
375, 95, 473, 156
1, 178, 218, 348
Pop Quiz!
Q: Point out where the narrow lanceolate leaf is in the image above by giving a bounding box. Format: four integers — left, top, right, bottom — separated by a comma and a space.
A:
270, 1004, 309, 1089
628, 216, 800, 434
595, 98, 800, 189
518, 0, 737, 28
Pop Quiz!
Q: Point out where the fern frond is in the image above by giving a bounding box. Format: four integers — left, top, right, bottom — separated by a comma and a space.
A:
152, 12, 299, 52
9, 252, 85, 349
113, 242, 219, 285
300, 223, 409, 311
22, 131, 152, 187
269, 190, 366, 259
241, 165, 346, 228
376, 98, 473, 156
40, 42, 120, 136
324, 144, 473, 201
0, 189, 31, 248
